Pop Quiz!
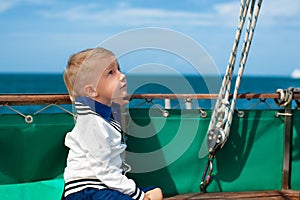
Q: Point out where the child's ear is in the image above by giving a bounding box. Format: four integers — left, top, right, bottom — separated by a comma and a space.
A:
84, 84, 98, 98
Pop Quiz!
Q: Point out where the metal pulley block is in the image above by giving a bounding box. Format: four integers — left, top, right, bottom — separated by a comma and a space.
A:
207, 128, 226, 154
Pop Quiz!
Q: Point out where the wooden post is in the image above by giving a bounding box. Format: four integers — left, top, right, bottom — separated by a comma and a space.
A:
282, 102, 292, 190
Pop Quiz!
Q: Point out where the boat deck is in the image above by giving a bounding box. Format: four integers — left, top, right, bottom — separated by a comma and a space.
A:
164, 190, 300, 200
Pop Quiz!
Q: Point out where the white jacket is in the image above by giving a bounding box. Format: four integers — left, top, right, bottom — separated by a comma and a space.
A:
64, 101, 144, 200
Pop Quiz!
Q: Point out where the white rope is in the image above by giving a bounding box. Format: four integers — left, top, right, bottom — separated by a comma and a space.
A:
208, 0, 251, 135
200, 0, 263, 192
206, 0, 263, 153
224, 0, 263, 138
275, 88, 295, 107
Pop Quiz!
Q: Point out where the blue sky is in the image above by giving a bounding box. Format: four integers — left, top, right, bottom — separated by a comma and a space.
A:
0, 0, 300, 76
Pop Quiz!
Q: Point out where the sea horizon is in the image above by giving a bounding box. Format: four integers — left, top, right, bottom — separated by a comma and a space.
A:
0, 71, 297, 78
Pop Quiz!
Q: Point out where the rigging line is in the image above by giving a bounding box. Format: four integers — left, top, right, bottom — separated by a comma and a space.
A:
224, 0, 263, 137
200, 0, 263, 192
208, 0, 251, 134
221, 0, 250, 99
204, 1, 252, 154
223, 0, 251, 102
205, 0, 252, 154
224, 0, 257, 138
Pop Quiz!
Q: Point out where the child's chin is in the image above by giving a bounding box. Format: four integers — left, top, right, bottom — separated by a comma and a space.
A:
119, 90, 127, 98
113, 95, 129, 105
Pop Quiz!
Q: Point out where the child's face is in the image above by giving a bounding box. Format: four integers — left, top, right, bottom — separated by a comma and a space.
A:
92, 56, 128, 106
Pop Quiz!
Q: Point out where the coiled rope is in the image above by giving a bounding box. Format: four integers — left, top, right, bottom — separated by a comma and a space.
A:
200, 0, 263, 192
275, 88, 297, 107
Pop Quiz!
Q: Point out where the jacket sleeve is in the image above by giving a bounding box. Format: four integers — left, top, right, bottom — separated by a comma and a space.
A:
77, 116, 144, 200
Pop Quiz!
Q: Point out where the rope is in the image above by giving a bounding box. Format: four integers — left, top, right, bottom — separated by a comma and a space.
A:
206, 0, 252, 152
207, 0, 262, 154
34, 103, 76, 117
4, 104, 33, 123
200, 0, 263, 192
1, 103, 76, 124
275, 87, 299, 107
224, 0, 263, 138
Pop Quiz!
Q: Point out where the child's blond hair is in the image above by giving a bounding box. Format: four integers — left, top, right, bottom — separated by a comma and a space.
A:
63, 47, 114, 102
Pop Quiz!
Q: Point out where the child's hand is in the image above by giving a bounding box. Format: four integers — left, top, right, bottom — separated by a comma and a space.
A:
145, 188, 163, 200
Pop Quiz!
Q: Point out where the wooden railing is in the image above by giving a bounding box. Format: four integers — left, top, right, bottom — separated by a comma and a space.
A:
0, 93, 299, 105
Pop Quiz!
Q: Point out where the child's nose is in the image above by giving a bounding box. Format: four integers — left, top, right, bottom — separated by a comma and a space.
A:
120, 72, 126, 82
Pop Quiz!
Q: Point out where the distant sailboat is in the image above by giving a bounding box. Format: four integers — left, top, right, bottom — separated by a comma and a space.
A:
291, 69, 300, 78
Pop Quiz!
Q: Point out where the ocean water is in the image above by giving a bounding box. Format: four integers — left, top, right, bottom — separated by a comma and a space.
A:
0, 73, 299, 110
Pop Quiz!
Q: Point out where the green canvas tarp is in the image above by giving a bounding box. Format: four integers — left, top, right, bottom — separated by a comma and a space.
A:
0, 109, 299, 199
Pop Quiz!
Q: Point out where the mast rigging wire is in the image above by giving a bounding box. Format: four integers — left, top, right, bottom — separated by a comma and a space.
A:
200, 0, 263, 192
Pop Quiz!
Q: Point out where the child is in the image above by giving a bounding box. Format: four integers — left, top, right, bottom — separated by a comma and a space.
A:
63, 47, 163, 200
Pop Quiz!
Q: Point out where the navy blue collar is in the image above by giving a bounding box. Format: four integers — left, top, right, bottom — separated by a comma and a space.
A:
75, 96, 112, 122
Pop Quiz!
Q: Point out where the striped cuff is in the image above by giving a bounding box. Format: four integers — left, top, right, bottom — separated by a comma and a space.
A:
64, 179, 107, 197
130, 187, 145, 200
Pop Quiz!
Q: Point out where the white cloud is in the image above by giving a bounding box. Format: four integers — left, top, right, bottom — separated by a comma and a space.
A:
260, 0, 300, 27
39, 4, 216, 27
37, 1, 246, 28
212, 1, 240, 27
0, 3, 11, 12
0, 0, 54, 13
212, 0, 300, 28
264, 0, 300, 18
214, 2, 238, 15
38, 1, 298, 28
3, 0, 300, 28
291, 68, 300, 78
0, 0, 18, 13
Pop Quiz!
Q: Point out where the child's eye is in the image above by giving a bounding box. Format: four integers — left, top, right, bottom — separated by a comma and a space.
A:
108, 70, 114, 75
